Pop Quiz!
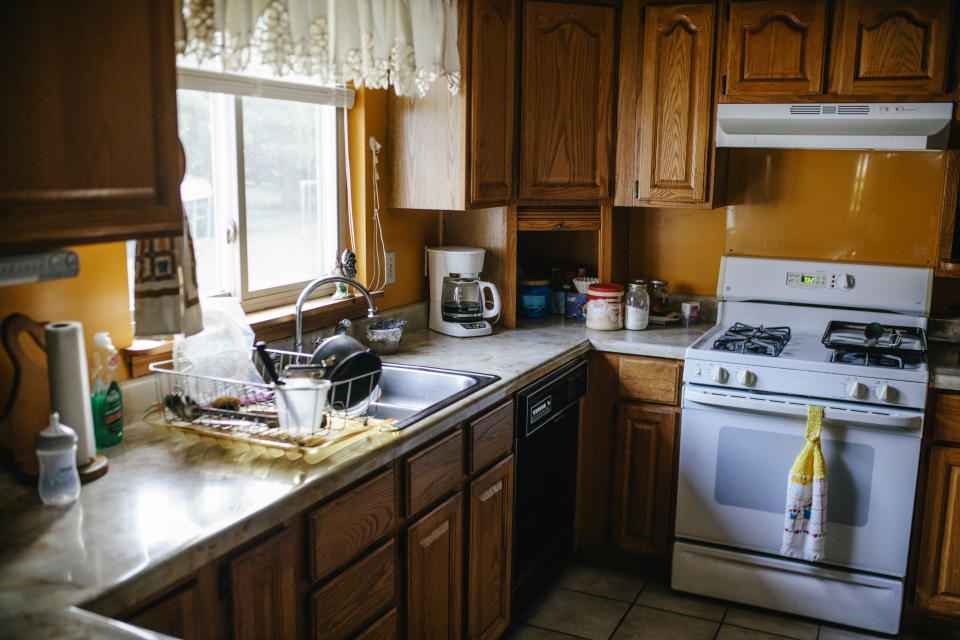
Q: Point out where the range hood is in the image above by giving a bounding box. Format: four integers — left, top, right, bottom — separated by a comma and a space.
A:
715, 102, 952, 150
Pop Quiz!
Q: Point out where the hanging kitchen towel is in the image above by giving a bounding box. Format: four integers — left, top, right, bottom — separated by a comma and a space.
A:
781, 405, 827, 562
133, 204, 203, 338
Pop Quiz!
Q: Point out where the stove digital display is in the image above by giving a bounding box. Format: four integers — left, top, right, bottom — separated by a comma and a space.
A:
786, 271, 828, 288
802, 274, 816, 284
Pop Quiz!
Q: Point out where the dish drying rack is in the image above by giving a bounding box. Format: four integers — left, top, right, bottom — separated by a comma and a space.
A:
147, 347, 392, 464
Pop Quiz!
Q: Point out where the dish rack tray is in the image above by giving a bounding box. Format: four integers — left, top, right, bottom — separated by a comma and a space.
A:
147, 347, 392, 464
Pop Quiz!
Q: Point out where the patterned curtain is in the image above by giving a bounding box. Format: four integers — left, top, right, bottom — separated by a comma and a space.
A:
175, 0, 460, 97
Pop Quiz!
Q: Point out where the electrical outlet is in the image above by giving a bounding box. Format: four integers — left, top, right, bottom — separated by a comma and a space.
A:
385, 251, 396, 285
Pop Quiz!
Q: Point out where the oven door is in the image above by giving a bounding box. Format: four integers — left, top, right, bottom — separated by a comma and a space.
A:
676, 384, 923, 577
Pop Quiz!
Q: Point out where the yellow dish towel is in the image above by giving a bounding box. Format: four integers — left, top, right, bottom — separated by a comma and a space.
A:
781, 405, 827, 562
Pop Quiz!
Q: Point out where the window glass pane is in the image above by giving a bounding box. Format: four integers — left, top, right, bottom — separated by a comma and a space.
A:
177, 89, 234, 297
241, 97, 338, 293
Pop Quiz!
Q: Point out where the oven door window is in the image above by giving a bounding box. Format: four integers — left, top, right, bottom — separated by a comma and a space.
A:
715, 427, 875, 527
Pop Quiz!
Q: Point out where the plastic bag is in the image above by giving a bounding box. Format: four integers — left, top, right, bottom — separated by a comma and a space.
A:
173, 297, 263, 389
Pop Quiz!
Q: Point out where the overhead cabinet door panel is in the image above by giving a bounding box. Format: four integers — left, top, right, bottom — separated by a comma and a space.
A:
725, 0, 828, 97
637, 3, 717, 204
519, 1, 615, 201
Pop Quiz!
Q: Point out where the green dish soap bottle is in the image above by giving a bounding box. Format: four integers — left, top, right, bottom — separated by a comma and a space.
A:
90, 331, 124, 448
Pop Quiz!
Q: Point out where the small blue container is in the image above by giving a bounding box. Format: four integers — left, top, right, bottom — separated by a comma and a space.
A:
518, 280, 551, 318
565, 293, 588, 321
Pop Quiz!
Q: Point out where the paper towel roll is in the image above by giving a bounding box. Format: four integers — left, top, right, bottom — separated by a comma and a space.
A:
46, 321, 96, 466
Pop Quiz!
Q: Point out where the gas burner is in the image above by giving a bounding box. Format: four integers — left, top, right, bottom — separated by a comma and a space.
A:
712, 322, 792, 357
830, 348, 923, 370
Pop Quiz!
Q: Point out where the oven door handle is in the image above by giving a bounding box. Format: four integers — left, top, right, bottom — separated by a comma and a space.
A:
684, 387, 923, 430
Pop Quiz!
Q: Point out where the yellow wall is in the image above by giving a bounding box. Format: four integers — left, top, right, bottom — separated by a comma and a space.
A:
0, 242, 133, 403
630, 149, 947, 295
348, 87, 439, 310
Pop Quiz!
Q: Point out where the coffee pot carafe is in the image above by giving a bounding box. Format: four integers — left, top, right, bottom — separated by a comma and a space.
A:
427, 247, 501, 337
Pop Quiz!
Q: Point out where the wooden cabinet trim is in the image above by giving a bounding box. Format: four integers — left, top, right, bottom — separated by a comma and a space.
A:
469, 399, 515, 474
354, 608, 399, 640
936, 150, 960, 278
311, 540, 397, 640
405, 428, 466, 517
308, 468, 397, 582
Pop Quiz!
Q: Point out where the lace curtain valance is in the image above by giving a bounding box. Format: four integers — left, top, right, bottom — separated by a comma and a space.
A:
175, 0, 460, 97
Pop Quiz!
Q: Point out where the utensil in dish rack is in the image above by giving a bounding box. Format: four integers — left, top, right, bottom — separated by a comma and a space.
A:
274, 377, 331, 435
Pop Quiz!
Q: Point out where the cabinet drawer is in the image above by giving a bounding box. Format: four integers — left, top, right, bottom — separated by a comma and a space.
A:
311, 540, 396, 640
355, 608, 398, 640
934, 393, 960, 443
469, 401, 514, 474
617, 356, 681, 405
405, 428, 465, 516
309, 468, 396, 582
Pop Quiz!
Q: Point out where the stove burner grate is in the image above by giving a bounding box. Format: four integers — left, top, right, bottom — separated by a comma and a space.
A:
712, 322, 791, 357
829, 348, 922, 369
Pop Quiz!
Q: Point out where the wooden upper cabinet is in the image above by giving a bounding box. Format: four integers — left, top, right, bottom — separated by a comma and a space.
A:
635, 2, 718, 204
0, 0, 182, 253
471, 0, 518, 205
830, 0, 955, 97
229, 527, 298, 640
915, 446, 960, 616
724, 0, 829, 97
388, 0, 517, 210
519, 1, 615, 202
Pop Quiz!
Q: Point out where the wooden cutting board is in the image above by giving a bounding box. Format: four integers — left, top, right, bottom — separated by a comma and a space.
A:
0, 313, 49, 476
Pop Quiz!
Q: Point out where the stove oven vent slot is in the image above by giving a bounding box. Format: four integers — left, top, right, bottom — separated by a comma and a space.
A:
838, 104, 870, 115
789, 105, 821, 115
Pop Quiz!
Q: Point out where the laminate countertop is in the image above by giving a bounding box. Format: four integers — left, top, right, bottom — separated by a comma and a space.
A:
0, 317, 708, 639
929, 342, 960, 391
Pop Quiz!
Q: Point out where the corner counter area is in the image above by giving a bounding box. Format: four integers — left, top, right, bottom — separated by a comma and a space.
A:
0, 319, 708, 639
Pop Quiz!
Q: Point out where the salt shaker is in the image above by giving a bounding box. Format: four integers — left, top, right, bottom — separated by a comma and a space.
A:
36, 412, 81, 506
625, 281, 650, 330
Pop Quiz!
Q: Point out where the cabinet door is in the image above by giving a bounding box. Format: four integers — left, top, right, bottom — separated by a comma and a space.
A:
467, 456, 514, 640
126, 583, 201, 640
916, 446, 960, 616
0, 0, 182, 252
725, 0, 828, 97
610, 403, 679, 559
519, 1, 615, 201
406, 492, 464, 640
636, 3, 717, 204
229, 527, 298, 640
470, 0, 517, 206
830, 0, 954, 97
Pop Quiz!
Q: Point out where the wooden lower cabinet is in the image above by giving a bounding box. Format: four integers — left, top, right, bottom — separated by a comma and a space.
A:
467, 456, 515, 640
229, 526, 298, 640
312, 540, 397, 639
915, 446, 960, 616
610, 403, 679, 559
406, 492, 464, 640
125, 581, 203, 640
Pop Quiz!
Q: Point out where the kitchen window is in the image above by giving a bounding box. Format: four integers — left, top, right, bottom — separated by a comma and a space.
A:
174, 69, 354, 311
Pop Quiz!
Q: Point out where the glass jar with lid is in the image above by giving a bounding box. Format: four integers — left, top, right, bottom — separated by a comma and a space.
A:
649, 280, 670, 314
624, 280, 650, 331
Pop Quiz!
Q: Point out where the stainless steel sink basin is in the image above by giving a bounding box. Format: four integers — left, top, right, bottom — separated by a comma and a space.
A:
365, 363, 499, 430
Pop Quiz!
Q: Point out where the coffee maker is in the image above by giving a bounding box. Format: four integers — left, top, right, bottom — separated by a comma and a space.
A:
427, 246, 501, 337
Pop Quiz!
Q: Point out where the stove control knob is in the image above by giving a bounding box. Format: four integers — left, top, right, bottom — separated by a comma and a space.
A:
736, 370, 756, 386
875, 383, 896, 403
845, 381, 867, 399
711, 366, 729, 383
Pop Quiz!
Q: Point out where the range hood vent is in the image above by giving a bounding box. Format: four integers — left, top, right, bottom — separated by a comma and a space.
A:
716, 102, 952, 150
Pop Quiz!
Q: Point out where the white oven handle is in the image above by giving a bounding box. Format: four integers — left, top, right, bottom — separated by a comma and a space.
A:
684, 387, 923, 431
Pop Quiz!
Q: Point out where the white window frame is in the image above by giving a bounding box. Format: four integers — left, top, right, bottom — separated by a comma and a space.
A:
176, 68, 356, 312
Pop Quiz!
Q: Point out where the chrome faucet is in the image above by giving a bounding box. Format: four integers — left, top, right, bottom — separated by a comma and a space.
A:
294, 276, 379, 353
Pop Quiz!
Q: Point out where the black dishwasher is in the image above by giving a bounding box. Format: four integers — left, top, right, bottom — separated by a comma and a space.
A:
511, 357, 588, 622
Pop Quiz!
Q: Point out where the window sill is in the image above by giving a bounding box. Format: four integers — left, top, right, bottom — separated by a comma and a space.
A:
124, 292, 384, 378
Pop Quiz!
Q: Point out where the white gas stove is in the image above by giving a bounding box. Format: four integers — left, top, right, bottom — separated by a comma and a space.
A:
672, 257, 932, 635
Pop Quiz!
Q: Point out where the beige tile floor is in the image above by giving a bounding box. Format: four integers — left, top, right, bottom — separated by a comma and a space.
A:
507, 562, 947, 640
